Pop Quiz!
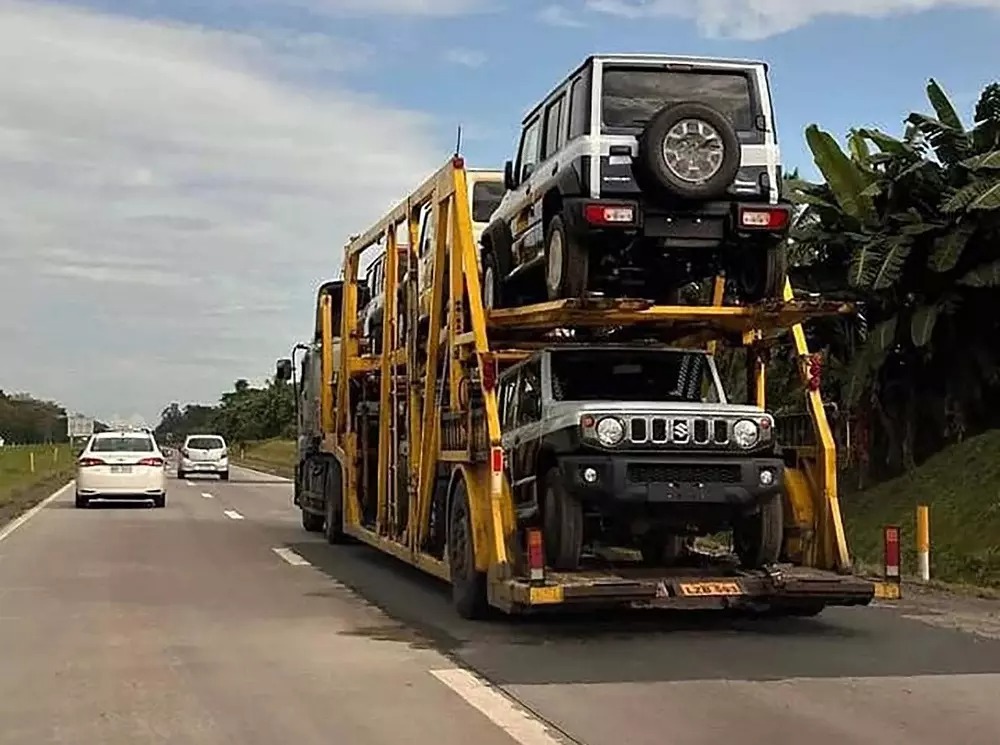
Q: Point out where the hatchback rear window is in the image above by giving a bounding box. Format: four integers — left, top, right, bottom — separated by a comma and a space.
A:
90, 437, 154, 453
187, 437, 225, 450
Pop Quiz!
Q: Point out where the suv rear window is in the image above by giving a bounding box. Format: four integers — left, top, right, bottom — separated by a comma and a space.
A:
601, 68, 754, 131
91, 436, 154, 453
187, 437, 225, 450
472, 181, 505, 223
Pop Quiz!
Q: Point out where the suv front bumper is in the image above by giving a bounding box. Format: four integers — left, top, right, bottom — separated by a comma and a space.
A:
556, 453, 783, 506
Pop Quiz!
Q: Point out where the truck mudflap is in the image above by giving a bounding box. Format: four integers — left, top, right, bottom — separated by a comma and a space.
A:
503, 564, 875, 612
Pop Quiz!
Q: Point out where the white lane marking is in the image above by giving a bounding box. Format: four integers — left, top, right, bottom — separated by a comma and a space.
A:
224, 510, 244, 521
185, 481, 195, 486
272, 547, 311, 566
231, 465, 292, 483
201, 492, 214, 499
430, 668, 565, 745
0, 481, 75, 544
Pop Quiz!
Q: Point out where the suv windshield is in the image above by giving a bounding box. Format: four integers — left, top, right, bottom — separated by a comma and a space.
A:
602, 67, 754, 131
91, 436, 154, 453
472, 181, 505, 222
550, 349, 720, 403
187, 437, 225, 450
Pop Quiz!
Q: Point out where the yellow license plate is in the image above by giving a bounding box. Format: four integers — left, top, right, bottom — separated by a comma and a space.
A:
677, 581, 743, 597
529, 585, 563, 604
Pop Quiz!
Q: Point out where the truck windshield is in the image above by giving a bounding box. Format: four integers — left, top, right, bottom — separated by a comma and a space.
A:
601, 67, 755, 131
550, 349, 719, 403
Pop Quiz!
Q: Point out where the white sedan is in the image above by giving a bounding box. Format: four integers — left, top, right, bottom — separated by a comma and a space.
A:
75, 430, 167, 508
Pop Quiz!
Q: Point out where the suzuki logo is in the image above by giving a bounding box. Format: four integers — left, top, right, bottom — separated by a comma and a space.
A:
672, 419, 689, 442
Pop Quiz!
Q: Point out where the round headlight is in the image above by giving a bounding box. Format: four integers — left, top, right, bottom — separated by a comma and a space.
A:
595, 417, 625, 446
732, 419, 760, 449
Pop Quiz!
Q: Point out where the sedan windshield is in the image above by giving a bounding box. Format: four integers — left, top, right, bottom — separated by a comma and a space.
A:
550, 349, 720, 403
90, 437, 154, 453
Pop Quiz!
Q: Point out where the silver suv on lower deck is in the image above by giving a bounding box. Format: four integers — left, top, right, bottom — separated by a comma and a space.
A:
496, 345, 785, 571
481, 54, 792, 309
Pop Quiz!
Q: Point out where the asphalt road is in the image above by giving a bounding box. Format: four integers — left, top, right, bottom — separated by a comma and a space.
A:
2, 467, 1000, 745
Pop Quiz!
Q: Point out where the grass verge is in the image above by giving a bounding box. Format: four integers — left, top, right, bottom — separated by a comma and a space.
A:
0, 444, 75, 527
233, 439, 296, 480
842, 428, 1000, 591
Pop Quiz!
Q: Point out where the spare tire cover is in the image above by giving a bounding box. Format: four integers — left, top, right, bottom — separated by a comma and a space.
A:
635, 101, 742, 201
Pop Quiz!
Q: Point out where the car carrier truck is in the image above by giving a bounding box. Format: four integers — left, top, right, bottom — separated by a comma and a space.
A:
275, 156, 875, 619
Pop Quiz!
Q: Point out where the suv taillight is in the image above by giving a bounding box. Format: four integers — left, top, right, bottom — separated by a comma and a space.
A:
737, 205, 790, 230
583, 203, 636, 225
137, 457, 164, 467
78, 457, 105, 467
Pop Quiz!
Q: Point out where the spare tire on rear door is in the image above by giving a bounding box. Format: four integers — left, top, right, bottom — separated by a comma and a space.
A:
635, 101, 742, 201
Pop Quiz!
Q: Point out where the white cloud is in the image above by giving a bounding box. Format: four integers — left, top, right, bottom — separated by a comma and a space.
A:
538, 4, 587, 26
0, 1, 443, 421
246, 0, 492, 16
584, 0, 1000, 39
444, 47, 488, 67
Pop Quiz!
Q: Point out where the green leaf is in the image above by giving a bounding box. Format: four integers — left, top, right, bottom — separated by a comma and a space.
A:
927, 78, 965, 132
941, 180, 995, 213
804, 125, 876, 225
969, 178, 1000, 210
910, 305, 940, 347
856, 128, 915, 157
870, 237, 912, 290
848, 129, 871, 163
928, 222, 975, 272
958, 260, 1000, 287
871, 317, 898, 353
960, 150, 1000, 170
848, 237, 884, 288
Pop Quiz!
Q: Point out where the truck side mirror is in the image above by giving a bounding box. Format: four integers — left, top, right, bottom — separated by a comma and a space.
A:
503, 160, 516, 191
275, 358, 293, 382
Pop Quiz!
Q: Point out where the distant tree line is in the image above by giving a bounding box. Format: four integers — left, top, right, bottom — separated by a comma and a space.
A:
0, 390, 109, 445
154, 377, 294, 446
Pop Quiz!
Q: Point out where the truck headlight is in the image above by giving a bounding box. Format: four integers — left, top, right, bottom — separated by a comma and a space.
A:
733, 419, 760, 449
595, 417, 625, 446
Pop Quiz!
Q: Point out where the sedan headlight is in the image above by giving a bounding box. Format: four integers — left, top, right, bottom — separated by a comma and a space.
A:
732, 419, 760, 449
595, 417, 625, 446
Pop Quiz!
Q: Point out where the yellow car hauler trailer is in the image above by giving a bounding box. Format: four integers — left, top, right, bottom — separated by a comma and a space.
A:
305, 155, 874, 619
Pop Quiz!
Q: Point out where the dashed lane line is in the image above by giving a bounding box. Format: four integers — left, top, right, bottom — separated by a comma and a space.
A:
223, 510, 244, 521
272, 547, 311, 566
201, 492, 214, 499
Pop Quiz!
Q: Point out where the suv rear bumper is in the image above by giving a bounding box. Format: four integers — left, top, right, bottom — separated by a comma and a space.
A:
560, 196, 790, 250
556, 453, 783, 507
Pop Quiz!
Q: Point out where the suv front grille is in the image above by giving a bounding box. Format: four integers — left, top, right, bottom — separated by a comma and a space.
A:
625, 416, 730, 447
627, 463, 742, 484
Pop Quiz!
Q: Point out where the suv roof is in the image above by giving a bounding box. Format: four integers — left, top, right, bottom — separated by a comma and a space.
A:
521, 53, 768, 124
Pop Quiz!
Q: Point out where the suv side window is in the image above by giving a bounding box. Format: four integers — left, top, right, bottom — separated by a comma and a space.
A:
499, 372, 519, 431
543, 94, 566, 159
516, 360, 542, 426
516, 117, 542, 182
568, 74, 590, 139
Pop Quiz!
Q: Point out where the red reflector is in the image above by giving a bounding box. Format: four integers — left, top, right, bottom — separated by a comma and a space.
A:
759, 418, 771, 429
526, 529, 544, 569
583, 203, 635, 225
738, 206, 789, 230
452, 155, 465, 169
490, 447, 504, 473
481, 356, 498, 391
78, 457, 105, 467
884, 525, 901, 578
137, 457, 164, 467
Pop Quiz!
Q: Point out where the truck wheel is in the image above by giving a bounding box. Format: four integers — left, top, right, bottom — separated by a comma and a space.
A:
542, 467, 584, 571
323, 464, 348, 544
735, 243, 788, 302
301, 509, 324, 533
544, 215, 589, 301
448, 478, 489, 619
734, 491, 783, 569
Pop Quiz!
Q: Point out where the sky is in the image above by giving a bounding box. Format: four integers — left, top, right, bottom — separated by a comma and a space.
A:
0, 0, 997, 425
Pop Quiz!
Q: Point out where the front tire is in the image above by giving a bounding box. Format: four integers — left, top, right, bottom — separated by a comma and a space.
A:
323, 463, 347, 544
448, 478, 489, 619
733, 491, 783, 569
542, 466, 584, 571
302, 508, 324, 533
544, 215, 589, 300
482, 249, 504, 310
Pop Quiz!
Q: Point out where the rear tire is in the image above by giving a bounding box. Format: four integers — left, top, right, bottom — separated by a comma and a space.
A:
220, 471, 230, 482
75, 493, 89, 509
735, 243, 788, 303
542, 467, 584, 571
301, 508, 324, 533
153, 494, 166, 509
733, 491, 783, 569
177, 469, 185, 479
448, 478, 489, 619
544, 215, 589, 300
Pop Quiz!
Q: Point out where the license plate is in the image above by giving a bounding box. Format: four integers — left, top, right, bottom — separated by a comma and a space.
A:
677, 581, 742, 597
110, 465, 132, 474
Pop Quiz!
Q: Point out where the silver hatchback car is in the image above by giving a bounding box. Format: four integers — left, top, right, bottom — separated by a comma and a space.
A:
177, 434, 230, 480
